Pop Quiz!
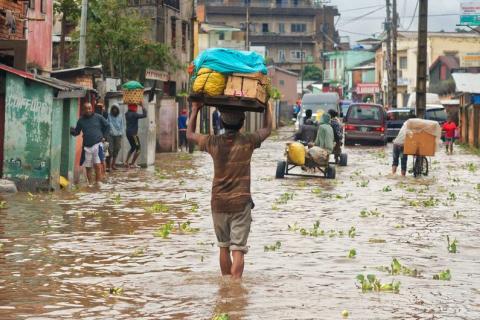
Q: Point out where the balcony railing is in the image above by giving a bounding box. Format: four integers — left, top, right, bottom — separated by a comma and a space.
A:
206, 0, 334, 9
164, 0, 180, 10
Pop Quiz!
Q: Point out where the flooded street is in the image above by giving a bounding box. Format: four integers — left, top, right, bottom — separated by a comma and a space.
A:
1, 127, 480, 319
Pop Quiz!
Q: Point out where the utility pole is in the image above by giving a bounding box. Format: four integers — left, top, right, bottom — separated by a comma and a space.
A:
245, 4, 250, 50
416, 0, 428, 119
385, 0, 392, 109
322, 4, 327, 72
300, 40, 304, 95
391, 0, 398, 108
78, 0, 88, 67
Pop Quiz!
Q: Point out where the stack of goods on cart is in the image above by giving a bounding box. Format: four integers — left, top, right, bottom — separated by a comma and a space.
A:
122, 81, 144, 104
189, 48, 271, 112
395, 119, 442, 156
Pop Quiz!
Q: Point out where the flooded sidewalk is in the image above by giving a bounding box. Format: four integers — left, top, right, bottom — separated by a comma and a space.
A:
1, 128, 480, 319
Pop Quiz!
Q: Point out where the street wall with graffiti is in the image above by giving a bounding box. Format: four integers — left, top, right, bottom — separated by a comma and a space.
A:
3, 73, 53, 189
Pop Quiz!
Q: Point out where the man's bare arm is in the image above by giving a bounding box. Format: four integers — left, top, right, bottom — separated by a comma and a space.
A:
256, 102, 273, 142
186, 101, 208, 146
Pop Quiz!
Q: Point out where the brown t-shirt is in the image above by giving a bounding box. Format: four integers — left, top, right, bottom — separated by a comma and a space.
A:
199, 131, 262, 214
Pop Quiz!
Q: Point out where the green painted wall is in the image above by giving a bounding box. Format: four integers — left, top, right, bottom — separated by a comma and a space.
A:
3, 73, 54, 190
50, 99, 63, 189
60, 98, 78, 182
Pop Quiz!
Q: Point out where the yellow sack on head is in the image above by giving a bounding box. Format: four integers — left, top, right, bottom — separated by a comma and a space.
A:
193, 68, 226, 96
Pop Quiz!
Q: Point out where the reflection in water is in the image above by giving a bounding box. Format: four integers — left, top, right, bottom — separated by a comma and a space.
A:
213, 278, 248, 319
0, 129, 480, 319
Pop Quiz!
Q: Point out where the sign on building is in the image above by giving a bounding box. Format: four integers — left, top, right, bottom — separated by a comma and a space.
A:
356, 83, 380, 95
461, 52, 480, 67
145, 69, 169, 82
460, 2, 480, 26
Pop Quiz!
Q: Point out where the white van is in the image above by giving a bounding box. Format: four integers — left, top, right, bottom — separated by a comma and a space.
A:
295, 92, 340, 130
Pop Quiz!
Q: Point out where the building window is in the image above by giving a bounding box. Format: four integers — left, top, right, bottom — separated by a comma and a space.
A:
399, 56, 407, 69
171, 18, 176, 49
291, 24, 306, 33
292, 0, 299, 6
240, 23, 245, 30
278, 23, 285, 33
290, 50, 306, 60
279, 79, 285, 86
244, 0, 251, 5
249, 23, 256, 33
262, 23, 269, 33
41, 0, 46, 13
182, 22, 187, 52
28, 0, 35, 9
278, 49, 286, 62
218, 32, 225, 41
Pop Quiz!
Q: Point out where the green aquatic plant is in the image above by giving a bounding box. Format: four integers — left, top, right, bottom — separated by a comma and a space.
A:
130, 247, 146, 257
464, 162, 478, 173
264, 241, 282, 252
311, 187, 322, 194
433, 269, 451, 281
113, 193, 121, 205
447, 192, 457, 201
212, 314, 230, 320
147, 202, 170, 213
405, 187, 416, 193
275, 192, 295, 204
288, 222, 300, 232
154, 221, 174, 239
0, 201, 6, 209
369, 238, 386, 243
359, 209, 382, 218
453, 211, 466, 219
342, 310, 349, 318
348, 249, 356, 259
108, 287, 123, 295
356, 274, 400, 293
447, 236, 458, 253
356, 179, 370, 188
378, 258, 419, 277
178, 221, 200, 233
382, 185, 392, 192
348, 227, 356, 238
475, 184, 480, 191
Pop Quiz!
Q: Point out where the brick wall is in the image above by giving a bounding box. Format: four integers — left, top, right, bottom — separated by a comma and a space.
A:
0, 0, 26, 40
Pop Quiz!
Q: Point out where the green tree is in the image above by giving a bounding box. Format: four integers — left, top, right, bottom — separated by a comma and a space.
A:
54, 0, 81, 68
303, 64, 323, 81
86, 0, 177, 81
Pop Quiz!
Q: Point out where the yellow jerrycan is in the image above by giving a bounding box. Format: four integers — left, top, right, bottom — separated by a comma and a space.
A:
287, 142, 306, 166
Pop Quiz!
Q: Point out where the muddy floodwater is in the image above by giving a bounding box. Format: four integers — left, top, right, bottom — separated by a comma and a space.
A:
1, 128, 480, 319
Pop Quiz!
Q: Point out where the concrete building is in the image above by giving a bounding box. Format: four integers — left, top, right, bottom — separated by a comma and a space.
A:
323, 50, 376, 98
197, 0, 340, 73
376, 31, 480, 108
453, 73, 480, 148
127, 0, 194, 95
268, 65, 298, 106
0, 0, 53, 73
198, 23, 245, 54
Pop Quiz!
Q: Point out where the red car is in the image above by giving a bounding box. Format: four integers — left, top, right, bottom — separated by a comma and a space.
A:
344, 103, 388, 146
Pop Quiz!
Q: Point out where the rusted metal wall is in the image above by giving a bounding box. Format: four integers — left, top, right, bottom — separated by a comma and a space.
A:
0, 0, 26, 40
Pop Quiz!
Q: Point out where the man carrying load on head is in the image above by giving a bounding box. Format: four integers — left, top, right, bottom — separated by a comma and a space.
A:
187, 102, 272, 280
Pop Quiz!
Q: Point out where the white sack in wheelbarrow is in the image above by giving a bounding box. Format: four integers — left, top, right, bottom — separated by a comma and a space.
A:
393, 118, 443, 151
307, 147, 330, 166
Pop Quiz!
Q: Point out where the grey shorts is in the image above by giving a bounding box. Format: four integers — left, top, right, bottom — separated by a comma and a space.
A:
212, 202, 252, 254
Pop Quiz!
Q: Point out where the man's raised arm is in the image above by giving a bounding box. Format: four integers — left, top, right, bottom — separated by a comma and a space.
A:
256, 102, 273, 142
186, 101, 208, 146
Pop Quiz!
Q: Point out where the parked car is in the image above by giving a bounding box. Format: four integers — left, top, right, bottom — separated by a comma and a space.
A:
386, 108, 416, 141
295, 93, 340, 130
344, 103, 388, 145
340, 100, 353, 120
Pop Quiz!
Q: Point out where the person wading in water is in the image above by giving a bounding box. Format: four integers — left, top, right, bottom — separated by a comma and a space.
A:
187, 102, 272, 279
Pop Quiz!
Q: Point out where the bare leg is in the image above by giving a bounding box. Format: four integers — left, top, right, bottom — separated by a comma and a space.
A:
231, 250, 245, 279
86, 167, 94, 184
392, 165, 397, 175
125, 151, 133, 168
401, 170, 406, 176
449, 143, 454, 155
111, 155, 118, 170
219, 247, 232, 276
94, 164, 103, 183
130, 151, 141, 166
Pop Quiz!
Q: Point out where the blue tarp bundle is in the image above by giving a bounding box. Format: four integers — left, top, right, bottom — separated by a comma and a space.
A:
193, 48, 267, 76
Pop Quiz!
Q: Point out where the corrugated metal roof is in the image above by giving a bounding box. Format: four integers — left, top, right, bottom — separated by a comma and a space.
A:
0, 63, 92, 97
452, 73, 480, 94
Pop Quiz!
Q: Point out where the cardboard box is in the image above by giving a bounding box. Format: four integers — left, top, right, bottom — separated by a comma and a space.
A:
224, 73, 269, 104
403, 131, 436, 156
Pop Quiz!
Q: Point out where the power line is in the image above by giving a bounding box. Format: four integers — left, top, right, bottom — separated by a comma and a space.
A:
339, 13, 458, 20
338, 6, 386, 27
405, 0, 419, 31
341, 4, 385, 12
337, 29, 379, 37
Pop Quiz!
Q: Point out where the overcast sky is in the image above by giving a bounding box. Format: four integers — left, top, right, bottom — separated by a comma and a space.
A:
331, 0, 467, 43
